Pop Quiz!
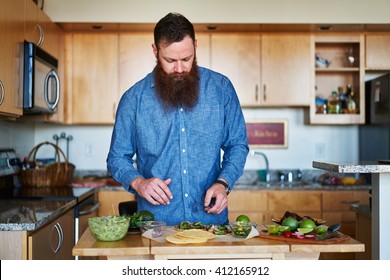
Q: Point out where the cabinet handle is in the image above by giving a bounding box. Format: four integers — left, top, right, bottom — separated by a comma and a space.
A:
255, 84, 258, 102
50, 222, 64, 254
36, 24, 45, 47
263, 84, 267, 102
0, 80, 4, 106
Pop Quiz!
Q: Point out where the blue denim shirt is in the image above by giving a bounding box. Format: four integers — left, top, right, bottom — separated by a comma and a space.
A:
107, 66, 249, 226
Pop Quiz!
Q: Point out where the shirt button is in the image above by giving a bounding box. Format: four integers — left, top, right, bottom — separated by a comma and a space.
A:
183, 170, 187, 174
185, 193, 188, 198
181, 128, 185, 132
180, 108, 184, 112
182, 149, 186, 153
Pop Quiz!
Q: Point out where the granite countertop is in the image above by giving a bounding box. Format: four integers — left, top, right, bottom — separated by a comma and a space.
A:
0, 199, 76, 231
313, 161, 390, 173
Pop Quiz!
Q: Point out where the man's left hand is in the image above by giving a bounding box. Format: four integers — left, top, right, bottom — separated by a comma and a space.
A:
204, 183, 228, 214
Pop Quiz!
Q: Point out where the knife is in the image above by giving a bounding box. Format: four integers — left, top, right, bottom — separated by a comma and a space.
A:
316, 223, 341, 241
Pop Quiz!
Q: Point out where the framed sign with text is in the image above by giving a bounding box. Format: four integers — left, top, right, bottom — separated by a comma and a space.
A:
246, 120, 288, 148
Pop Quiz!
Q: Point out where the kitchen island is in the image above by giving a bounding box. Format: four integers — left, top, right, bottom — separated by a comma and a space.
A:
313, 161, 390, 260
73, 227, 364, 260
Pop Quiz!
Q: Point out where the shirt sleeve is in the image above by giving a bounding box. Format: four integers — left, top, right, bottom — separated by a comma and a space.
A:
106, 89, 141, 193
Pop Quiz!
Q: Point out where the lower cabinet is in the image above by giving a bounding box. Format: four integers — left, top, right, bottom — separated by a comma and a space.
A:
228, 190, 267, 225
229, 188, 370, 260
28, 208, 75, 260
0, 208, 75, 260
98, 189, 136, 216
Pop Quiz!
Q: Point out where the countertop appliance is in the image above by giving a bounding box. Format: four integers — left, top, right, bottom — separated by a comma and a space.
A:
359, 73, 390, 162
22, 41, 60, 114
0, 148, 99, 259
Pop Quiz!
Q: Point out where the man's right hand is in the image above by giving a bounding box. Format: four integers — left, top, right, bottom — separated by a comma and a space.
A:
130, 177, 173, 206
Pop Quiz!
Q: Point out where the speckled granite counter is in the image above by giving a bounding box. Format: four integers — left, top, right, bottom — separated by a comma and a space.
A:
0, 199, 76, 231
313, 161, 390, 260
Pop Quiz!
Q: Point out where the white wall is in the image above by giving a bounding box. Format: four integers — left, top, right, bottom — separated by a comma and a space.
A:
0, 108, 358, 172
44, 0, 390, 24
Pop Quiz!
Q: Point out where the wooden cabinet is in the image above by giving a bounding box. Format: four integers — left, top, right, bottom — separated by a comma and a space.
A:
66, 33, 119, 124
228, 190, 267, 225
24, 0, 62, 58
261, 34, 312, 106
210, 33, 311, 107
309, 34, 365, 124
98, 189, 136, 216
0, 0, 24, 118
365, 34, 390, 70
211, 33, 261, 106
119, 33, 156, 95
267, 190, 322, 224
28, 208, 74, 260
0, 208, 75, 260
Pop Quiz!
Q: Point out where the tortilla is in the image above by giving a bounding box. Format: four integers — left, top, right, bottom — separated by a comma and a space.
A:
175, 229, 216, 240
166, 235, 208, 244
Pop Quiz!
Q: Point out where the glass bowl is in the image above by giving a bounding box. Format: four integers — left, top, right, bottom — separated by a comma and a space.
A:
136, 221, 166, 237
88, 216, 129, 241
229, 221, 257, 238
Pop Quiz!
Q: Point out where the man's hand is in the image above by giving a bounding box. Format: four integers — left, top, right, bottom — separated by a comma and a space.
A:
204, 182, 228, 214
131, 177, 173, 206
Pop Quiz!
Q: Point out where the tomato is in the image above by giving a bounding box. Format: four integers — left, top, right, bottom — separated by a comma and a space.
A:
283, 231, 292, 238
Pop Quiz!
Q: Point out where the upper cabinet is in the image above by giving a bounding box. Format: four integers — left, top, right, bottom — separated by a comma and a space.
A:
210, 33, 311, 107
309, 34, 365, 125
210, 33, 261, 106
261, 34, 312, 106
365, 34, 390, 70
65, 33, 119, 124
119, 33, 156, 95
0, 0, 24, 118
24, 0, 62, 58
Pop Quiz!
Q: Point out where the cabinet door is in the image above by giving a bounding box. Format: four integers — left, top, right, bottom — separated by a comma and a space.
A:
261, 34, 311, 106
228, 190, 267, 225
71, 33, 119, 124
28, 209, 75, 260
119, 33, 156, 95
211, 33, 261, 106
98, 190, 136, 216
366, 34, 390, 70
0, 0, 24, 117
266, 190, 322, 224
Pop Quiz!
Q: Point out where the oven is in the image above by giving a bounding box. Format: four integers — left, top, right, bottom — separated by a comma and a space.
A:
0, 148, 99, 259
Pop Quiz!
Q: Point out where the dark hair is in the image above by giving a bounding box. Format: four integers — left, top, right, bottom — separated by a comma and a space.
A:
154, 13, 195, 49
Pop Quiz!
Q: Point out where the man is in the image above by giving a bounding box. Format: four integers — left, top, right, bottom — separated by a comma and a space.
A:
107, 12, 249, 226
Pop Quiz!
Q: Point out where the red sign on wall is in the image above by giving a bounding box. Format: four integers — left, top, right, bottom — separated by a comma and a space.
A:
246, 120, 288, 148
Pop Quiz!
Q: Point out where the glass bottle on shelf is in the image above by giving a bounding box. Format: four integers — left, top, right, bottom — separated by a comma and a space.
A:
328, 91, 340, 114
338, 86, 347, 113
347, 90, 357, 113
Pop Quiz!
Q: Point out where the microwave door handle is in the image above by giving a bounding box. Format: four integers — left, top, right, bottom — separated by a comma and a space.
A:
44, 69, 60, 110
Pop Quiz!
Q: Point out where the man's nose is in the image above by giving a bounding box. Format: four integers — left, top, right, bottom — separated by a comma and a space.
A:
174, 61, 184, 73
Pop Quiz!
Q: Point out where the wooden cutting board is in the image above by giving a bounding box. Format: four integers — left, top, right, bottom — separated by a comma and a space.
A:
258, 232, 350, 244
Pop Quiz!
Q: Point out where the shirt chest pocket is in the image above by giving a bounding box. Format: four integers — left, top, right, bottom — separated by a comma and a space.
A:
188, 106, 222, 135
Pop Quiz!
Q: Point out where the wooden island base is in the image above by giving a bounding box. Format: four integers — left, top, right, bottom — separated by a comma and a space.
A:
73, 228, 364, 260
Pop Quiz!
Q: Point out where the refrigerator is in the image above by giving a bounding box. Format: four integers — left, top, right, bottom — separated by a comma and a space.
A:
359, 73, 390, 163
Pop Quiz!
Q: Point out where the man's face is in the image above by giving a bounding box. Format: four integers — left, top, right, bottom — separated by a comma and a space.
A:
153, 35, 199, 110
153, 36, 197, 77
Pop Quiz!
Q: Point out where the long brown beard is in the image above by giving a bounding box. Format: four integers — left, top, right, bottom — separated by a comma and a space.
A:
154, 58, 199, 110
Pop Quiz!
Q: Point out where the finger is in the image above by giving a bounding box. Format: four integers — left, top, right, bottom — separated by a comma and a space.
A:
204, 189, 214, 207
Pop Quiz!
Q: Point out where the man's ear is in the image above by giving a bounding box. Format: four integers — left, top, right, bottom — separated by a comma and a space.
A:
152, 44, 158, 58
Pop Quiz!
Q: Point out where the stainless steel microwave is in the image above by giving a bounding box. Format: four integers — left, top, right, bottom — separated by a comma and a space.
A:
22, 41, 60, 114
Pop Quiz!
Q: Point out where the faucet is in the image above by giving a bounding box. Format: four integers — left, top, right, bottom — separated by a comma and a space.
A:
251, 151, 270, 185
